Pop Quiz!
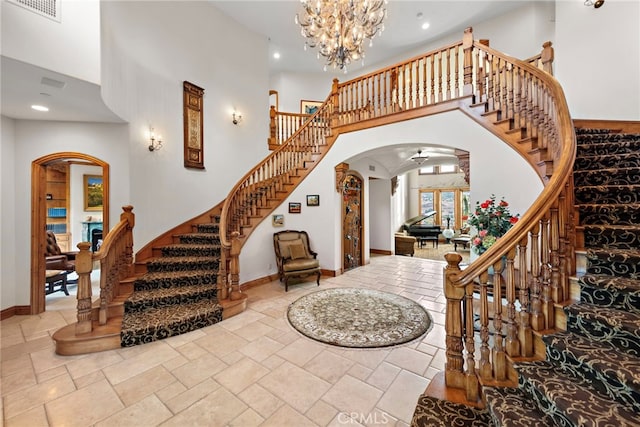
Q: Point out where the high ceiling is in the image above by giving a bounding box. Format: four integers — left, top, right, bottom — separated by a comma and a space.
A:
2, 1, 531, 172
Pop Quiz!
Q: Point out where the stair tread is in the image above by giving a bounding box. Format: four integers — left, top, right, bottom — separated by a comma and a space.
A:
483, 386, 558, 427
566, 302, 640, 333
586, 247, 640, 258
136, 270, 217, 280
579, 273, 640, 293
411, 395, 494, 427
126, 283, 217, 304
543, 330, 640, 394
515, 360, 640, 426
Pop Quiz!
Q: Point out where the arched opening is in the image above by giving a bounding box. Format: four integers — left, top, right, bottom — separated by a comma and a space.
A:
31, 152, 110, 314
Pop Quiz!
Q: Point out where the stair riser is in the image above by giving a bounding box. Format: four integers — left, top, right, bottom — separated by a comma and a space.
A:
587, 257, 640, 280
574, 168, 640, 186
577, 140, 640, 156
578, 205, 640, 225
575, 154, 639, 171
178, 236, 220, 245
146, 260, 220, 273
576, 133, 640, 143
565, 312, 640, 357
195, 224, 219, 234
575, 187, 640, 205
516, 376, 572, 427
161, 247, 220, 257
125, 288, 218, 313
134, 274, 217, 291
584, 227, 640, 249
581, 287, 640, 319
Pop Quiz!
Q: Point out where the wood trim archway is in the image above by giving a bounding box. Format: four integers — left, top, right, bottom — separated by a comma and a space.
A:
31, 152, 110, 314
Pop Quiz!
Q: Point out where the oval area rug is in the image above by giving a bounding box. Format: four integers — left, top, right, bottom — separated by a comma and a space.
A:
287, 287, 432, 348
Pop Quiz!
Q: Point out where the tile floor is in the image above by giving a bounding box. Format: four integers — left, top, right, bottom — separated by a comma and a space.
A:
1, 255, 449, 426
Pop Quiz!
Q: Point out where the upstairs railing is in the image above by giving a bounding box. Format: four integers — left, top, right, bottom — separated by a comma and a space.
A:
74, 206, 135, 334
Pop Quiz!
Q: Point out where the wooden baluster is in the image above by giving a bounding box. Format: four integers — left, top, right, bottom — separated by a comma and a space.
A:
430, 55, 436, 105
486, 54, 496, 111
550, 203, 562, 303
421, 56, 427, 106
540, 214, 554, 329
76, 241, 94, 333
407, 62, 414, 109
506, 63, 514, 122
218, 246, 228, 300
478, 270, 492, 381
445, 48, 451, 100
505, 248, 520, 357
462, 27, 474, 96
530, 222, 544, 330
517, 235, 534, 356
454, 46, 460, 98
443, 252, 465, 390
331, 78, 339, 127
464, 279, 479, 402
500, 59, 508, 119
491, 257, 507, 381
229, 231, 243, 300
437, 52, 443, 103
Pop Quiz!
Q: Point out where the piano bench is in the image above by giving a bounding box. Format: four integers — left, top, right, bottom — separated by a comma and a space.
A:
418, 236, 439, 248
453, 236, 471, 251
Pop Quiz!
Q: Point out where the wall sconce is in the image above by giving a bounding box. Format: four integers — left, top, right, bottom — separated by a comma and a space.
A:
584, 0, 604, 8
148, 127, 163, 152
232, 112, 242, 125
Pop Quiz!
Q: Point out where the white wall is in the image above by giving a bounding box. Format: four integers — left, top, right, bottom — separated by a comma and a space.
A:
239, 110, 543, 283
100, 1, 271, 248
1, 0, 101, 84
269, 72, 334, 112
70, 164, 103, 248
1, 116, 17, 309
369, 178, 392, 252
2, 120, 130, 309
555, 0, 640, 120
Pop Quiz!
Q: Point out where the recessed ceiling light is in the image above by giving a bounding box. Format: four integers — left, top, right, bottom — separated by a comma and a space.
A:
31, 105, 49, 112
421, 22, 430, 30
273, 52, 281, 59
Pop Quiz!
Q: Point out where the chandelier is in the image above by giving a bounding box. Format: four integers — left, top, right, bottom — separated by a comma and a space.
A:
295, 0, 387, 72
411, 150, 429, 166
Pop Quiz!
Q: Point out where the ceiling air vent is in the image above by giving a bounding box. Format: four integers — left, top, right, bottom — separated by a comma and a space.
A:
8, 0, 61, 22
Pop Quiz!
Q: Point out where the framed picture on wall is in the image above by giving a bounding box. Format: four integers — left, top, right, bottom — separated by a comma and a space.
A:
289, 202, 301, 214
183, 81, 205, 169
300, 100, 322, 115
306, 195, 319, 206
83, 175, 103, 211
272, 214, 284, 227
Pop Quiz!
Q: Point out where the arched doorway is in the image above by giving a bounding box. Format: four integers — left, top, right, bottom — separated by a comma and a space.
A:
31, 152, 110, 314
341, 171, 364, 272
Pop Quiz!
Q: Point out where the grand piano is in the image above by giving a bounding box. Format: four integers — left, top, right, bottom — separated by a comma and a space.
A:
401, 211, 442, 240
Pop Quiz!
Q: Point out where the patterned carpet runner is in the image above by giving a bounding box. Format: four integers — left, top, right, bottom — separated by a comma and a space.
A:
412, 129, 640, 426
120, 220, 223, 347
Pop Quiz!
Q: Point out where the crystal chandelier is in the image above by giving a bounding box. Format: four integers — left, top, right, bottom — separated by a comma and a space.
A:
295, 0, 387, 72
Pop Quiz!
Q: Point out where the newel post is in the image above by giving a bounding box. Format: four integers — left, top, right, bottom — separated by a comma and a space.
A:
331, 78, 340, 127
443, 252, 466, 390
122, 205, 135, 277
229, 231, 243, 300
462, 27, 474, 96
75, 242, 94, 334
218, 246, 229, 301
541, 41, 554, 75
268, 105, 277, 147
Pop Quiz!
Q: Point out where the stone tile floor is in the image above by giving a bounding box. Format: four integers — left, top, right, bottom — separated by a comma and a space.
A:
1, 255, 448, 426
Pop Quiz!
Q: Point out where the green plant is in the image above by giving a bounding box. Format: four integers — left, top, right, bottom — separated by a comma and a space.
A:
463, 195, 519, 255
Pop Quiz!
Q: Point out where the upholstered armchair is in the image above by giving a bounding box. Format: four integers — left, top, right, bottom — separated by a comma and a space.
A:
273, 230, 321, 292
45, 231, 77, 271
395, 231, 416, 256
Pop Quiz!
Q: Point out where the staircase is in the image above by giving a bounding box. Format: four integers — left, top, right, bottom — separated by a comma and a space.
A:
411, 128, 640, 426
120, 218, 224, 346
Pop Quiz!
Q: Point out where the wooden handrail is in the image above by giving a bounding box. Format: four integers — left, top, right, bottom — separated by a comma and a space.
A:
74, 206, 135, 333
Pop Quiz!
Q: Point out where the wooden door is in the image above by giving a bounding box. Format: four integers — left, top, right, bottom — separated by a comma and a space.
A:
341, 173, 363, 271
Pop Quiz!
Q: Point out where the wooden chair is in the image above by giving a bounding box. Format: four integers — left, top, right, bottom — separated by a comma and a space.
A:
273, 230, 321, 292
395, 232, 416, 256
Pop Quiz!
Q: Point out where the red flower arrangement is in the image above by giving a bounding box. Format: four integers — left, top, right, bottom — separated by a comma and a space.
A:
466, 195, 519, 255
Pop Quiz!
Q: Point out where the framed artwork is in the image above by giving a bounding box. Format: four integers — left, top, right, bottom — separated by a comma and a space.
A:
289, 202, 302, 214
272, 214, 284, 227
306, 195, 320, 206
183, 81, 205, 169
83, 175, 103, 211
300, 100, 322, 115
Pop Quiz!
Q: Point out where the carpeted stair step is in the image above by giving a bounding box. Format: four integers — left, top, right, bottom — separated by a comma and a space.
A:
575, 128, 614, 135
482, 386, 557, 426
177, 232, 220, 245
121, 299, 223, 347
564, 302, 640, 356
145, 255, 220, 273
574, 152, 639, 171
586, 248, 640, 279
577, 203, 640, 225
133, 270, 218, 291
515, 360, 640, 427
579, 273, 640, 312
410, 395, 494, 427
574, 184, 640, 205
583, 224, 640, 250
574, 167, 640, 187
576, 131, 640, 143
577, 137, 640, 156
543, 330, 640, 411
195, 223, 219, 233
124, 284, 218, 313
161, 243, 220, 257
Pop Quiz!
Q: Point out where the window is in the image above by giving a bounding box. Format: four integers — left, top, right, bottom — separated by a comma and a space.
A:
418, 165, 459, 175
419, 188, 470, 229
